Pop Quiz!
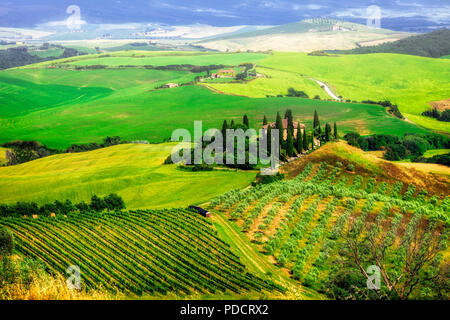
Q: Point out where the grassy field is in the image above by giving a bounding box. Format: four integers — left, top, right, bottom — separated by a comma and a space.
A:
423, 149, 450, 158
0, 65, 427, 148
260, 52, 450, 133
203, 67, 328, 99
0, 143, 256, 208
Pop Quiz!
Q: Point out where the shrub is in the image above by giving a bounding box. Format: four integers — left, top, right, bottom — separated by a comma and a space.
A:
335, 161, 343, 168
347, 164, 355, 172
0, 227, 14, 256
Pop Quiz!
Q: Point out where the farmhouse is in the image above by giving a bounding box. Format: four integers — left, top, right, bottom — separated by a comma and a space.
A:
263, 119, 305, 140
163, 83, 179, 88
189, 206, 212, 218
217, 69, 236, 78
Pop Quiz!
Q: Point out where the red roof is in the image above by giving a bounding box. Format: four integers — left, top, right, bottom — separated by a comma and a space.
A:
263, 119, 305, 130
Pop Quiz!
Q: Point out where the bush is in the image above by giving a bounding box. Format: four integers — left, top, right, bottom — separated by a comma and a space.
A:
347, 164, 355, 172
335, 162, 343, 168
0, 227, 14, 256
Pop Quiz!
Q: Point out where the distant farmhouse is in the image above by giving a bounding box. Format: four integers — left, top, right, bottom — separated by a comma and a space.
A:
211, 69, 236, 79
163, 83, 179, 88
263, 119, 305, 140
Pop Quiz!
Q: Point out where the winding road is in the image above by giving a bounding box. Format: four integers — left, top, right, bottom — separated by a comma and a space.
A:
311, 78, 342, 101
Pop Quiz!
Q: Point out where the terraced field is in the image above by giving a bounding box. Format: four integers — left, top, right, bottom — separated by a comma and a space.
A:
0, 208, 282, 295
209, 161, 449, 295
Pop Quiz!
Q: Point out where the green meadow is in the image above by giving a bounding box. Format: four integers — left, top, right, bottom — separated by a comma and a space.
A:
0, 70, 425, 148
260, 52, 450, 133
0, 143, 256, 208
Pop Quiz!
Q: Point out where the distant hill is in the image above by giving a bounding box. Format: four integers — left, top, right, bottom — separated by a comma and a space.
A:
333, 29, 450, 58
0, 44, 86, 70
197, 18, 410, 52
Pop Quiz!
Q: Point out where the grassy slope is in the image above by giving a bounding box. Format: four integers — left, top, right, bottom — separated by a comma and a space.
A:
260, 52, 450, 133
0, 64, 426, 148
0, 143, 255, 208
203, 67, 328, 99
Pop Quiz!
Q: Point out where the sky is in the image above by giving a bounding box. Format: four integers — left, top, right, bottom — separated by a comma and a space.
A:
0, 0, 449, 29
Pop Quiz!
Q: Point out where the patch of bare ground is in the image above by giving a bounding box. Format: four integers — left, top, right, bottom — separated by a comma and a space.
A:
429, 98, 450, 112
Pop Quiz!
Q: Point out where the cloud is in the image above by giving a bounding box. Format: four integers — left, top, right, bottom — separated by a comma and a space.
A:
293, 4, 326, 11
333, 5, 450, 23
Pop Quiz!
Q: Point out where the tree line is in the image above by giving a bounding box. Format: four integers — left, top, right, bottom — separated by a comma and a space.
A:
1, 136, 125, 166
344, 131, 450, 165
0, 194, 126, 218
422, 108, 450, 122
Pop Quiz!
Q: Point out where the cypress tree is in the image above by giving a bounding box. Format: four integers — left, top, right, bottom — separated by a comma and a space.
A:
325, 123, 331, 142
313, 110, 321, 137
263, 115, 268, 126
275, 112, 284, 149
311, 133, 315, 150
286, 128, 294, 157
243, 114, 249, 128
333, 122, 338, 140
222, 120, 228, 150
230, 119, 235, 128
297, 122, 303, 154
286, 109, 294, 135
303, 126, 308, 151
267, 125, 272, 155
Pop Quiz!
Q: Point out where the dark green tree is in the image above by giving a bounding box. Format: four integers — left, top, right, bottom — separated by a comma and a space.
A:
325, 123, 332, 142
311, 133, 315, 150
263, 115, 268, 126
222, 120, 228, 150
285, 109, 294, 135
286, 128, 294, 157
297, 122, 303, 154
313, 110, 321, 137
243, 115, 249, 128
90, 195, 107, 212
303, 126, 309, 151
275, 112, 284, 150
267, 125, 272, 155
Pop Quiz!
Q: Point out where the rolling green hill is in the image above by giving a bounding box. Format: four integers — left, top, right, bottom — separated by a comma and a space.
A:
0, 50, 430, 148
260, 52, 450, 133
335, 29, 450, 58
0, 143, 256, 209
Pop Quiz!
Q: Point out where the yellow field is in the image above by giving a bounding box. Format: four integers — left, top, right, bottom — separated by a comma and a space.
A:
0, 143, 256, 208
